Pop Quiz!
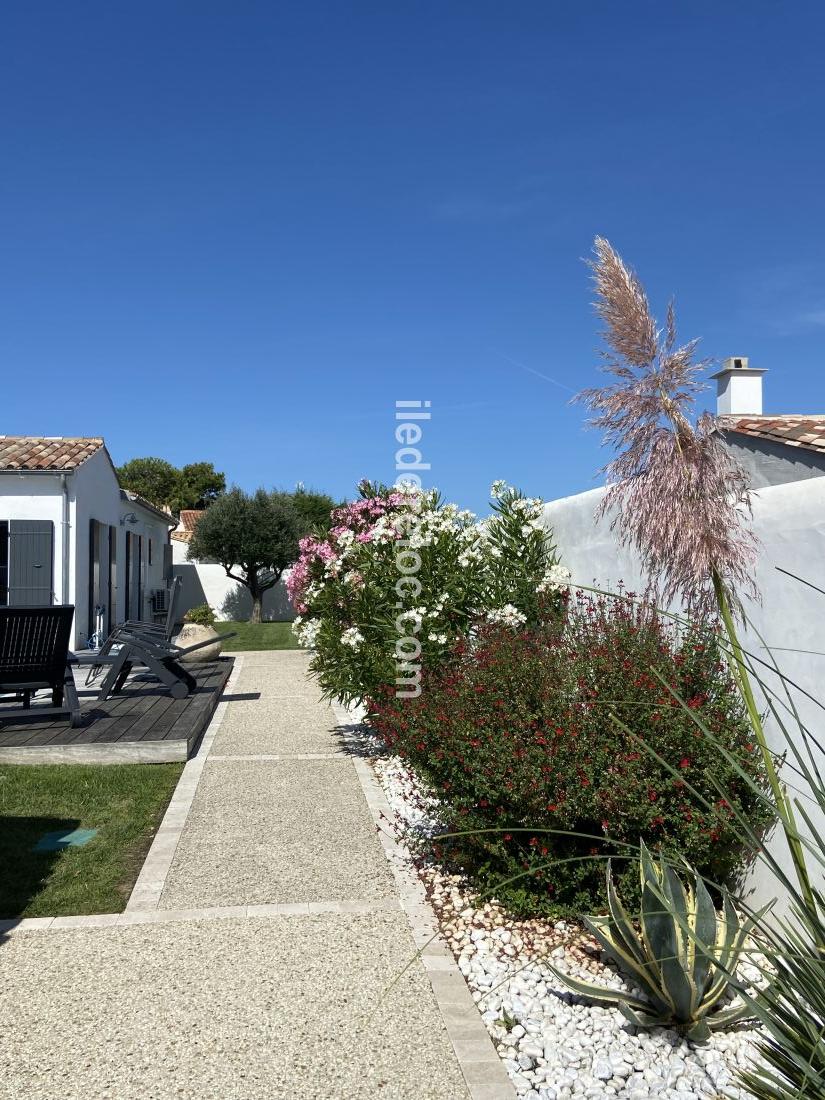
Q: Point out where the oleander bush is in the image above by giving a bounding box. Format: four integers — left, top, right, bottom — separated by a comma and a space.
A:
368, 593, 772, 916
287, 479, 569, 705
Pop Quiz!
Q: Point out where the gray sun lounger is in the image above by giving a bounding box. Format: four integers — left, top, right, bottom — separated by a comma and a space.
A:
81, 576, 183, 686
79, 626, 236, 702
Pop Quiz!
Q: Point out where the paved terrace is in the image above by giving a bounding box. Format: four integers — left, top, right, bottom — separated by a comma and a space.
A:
0, 650, 514, 1100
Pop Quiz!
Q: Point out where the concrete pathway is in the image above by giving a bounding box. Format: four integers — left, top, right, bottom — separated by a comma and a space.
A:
0, 651, 512, 1100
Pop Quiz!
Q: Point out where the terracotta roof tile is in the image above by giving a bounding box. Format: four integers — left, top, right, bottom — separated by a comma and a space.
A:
179, 509, 204, 532
0, 436, 104, 470
716, 415, 825, 455
172, 509, 204, 542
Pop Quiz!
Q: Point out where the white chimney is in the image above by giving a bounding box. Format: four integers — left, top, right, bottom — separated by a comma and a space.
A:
710, 357, 767, 416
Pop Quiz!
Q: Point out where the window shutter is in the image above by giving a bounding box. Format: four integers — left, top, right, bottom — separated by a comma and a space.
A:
8, 521, 55, 605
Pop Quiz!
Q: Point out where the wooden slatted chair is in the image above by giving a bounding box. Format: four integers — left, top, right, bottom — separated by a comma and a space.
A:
0, 605, 81, 727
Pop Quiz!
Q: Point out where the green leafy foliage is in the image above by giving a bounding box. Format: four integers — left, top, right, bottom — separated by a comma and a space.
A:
188, 488, 299, 623
175, 462, 226, 510
288, 481, 568, 705
369, 594, 771, 915
738, 899, 825, 1097
290, 487, 338, 535
183, 603, 216, 626
551, 843, 762, 1042
116, 457, 180, 509
116, 456, 226, 512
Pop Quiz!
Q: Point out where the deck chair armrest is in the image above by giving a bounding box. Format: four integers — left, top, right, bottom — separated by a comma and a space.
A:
71, 650, 120, 666
173, 631, 236, 657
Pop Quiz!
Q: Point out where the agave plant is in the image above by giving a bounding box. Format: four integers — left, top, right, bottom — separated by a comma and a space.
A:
551, 843, 765, 1042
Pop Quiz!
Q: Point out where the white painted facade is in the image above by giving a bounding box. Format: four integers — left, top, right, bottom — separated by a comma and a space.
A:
544, 475, 825, 910
171, 537, 294, 621
0, 447, 173, 648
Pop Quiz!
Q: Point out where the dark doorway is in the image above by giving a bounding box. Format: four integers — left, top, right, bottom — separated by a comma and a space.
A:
108, 525, 117, 633
0, 521, 8, 605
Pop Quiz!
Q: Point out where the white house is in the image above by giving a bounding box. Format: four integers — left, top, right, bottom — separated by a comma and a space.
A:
712, 357, 825, 486
0, 436, 174, 648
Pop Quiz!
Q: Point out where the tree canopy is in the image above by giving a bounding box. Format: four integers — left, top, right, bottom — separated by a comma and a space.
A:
116, 457, 225, 512
186, 486, 337, 622
175, 462, 226, 510
187, 489, 298, 622
290, 487, 338, 535
116, 457, 180, 509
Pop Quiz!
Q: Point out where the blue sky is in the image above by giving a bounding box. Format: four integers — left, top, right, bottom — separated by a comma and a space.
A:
2, 2, 824, 514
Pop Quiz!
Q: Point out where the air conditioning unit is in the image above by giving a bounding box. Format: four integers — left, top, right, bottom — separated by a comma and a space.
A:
150, 588, 168, 614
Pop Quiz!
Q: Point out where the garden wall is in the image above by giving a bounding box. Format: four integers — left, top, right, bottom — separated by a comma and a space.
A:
172, 560, 295, 622
544, 475, 825, 910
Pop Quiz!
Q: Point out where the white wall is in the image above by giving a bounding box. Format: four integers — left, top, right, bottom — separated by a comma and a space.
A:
70, 452, 172, 646
544, 477, 825, 910
722, 433, 825, 489
171, 539, 295, 621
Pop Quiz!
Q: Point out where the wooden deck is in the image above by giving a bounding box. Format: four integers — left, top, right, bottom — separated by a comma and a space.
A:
0, 658, 234, 765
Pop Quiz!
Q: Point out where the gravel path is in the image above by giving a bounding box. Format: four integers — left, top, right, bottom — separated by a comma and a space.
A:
0, 650, 471, 1100
0, 913, 466, 1100
158, 756, 397, 907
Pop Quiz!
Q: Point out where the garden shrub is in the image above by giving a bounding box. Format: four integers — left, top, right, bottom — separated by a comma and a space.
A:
368, 593, 772, 916
183, 603, 216, 626
287, 480, 569, 704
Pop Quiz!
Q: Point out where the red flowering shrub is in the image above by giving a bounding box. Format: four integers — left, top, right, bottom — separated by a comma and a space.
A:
368, 595, 771, 916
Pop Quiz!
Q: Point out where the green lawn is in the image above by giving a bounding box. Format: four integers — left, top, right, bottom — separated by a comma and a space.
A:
0, 763, 183, 917
217, 620, 300, 651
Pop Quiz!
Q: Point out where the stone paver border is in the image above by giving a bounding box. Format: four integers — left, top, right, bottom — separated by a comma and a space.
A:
209, 752, 344, 761
0, 897, 404, 935
331, 701, 516, 1100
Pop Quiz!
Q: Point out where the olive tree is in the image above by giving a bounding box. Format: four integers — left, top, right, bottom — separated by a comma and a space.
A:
187, 488, 299, 623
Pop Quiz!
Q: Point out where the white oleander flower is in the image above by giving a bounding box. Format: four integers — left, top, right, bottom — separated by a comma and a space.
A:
293, 617, 321, 647
536, 564, 572, 593
490, 479, 507, 498
341, 626, 365, 649
486, 604, 527, 627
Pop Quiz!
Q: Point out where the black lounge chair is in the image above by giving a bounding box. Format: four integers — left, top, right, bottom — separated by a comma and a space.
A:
0, 605, 81, 728
120, 574, 182, 643
75, 624, 236, 701
83, 575, 183, 685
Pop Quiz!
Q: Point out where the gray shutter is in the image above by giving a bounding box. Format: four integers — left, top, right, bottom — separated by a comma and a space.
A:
8, 520, 54, 605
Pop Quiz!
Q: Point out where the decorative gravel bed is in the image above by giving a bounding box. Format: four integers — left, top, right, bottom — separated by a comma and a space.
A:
367, 740, 766, 1100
